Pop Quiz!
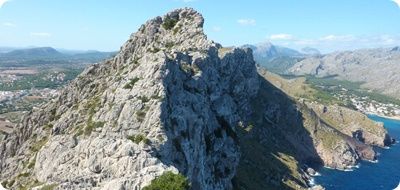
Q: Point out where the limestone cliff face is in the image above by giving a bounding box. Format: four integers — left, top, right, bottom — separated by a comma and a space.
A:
0, 8, 259, 190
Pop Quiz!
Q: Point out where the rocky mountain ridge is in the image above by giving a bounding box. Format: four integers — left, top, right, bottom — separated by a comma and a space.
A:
0, 8, 259, 190
243, 43, 310, 74
0, 8, 394, 190
289, 48, 400, 99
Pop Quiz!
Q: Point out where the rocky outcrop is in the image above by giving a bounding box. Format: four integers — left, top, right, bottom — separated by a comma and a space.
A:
256, 68, 393, 171
0, 8, 259, 190
307, 102, 393, 147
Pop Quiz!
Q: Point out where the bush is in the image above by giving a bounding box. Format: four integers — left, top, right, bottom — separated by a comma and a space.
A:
84, 121, 105, 136
165, 42, 175, 49
138, 96, 150, 103
127, 134, 150, 144
143, 171, 190, 190
162, 17, 178, 30
148, 47, 161, 53
40, 184, 58, 190
1, 181, 7, 188
30, 138, 48, 153
123, 78, 140, 89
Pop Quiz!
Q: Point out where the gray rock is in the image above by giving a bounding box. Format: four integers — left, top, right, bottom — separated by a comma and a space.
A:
0, 8, 259, 190
289, 48, 400, 99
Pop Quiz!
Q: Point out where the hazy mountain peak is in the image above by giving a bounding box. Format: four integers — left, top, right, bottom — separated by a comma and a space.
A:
301, 47, 321, 55
3, 47, 62, 57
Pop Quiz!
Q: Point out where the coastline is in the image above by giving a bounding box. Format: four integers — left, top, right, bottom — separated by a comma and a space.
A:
314, 115, 400, 190
366, 113, 400, 122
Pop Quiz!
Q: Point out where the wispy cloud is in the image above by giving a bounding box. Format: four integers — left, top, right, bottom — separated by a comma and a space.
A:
319, 34, 355, 42
0, 0, 9, 8
269, 34, 294, 40
30, 32, 52, 37
2, 22, 16, 27
392, 0, 400, 8
267, 34, 400, 53
237, 19, 256, 26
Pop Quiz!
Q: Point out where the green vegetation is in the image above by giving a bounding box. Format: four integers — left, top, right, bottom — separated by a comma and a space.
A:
84, 121, 105, 136
165, 42, 175, 49
306, 75, 363, 90
136, 110, 147, 122
1, 181, 8, 188
150, 94, 163, 100
44, 123, 53, 129
123, 77, 140, 89
306, 76, 400, 106
27, 161, 35, 169
309, 88, 340, 105
0, 111, 24, 123
40, 184, 58, 190
162, 17, 178, 30
138, 96, 150, 103
135, 105, 150, 122
17, 179, 44, 190
17, 172, 30, 178
143, 171, 190, 190
82, 96, 104, 136
127, 134, 150, 144
318, 130, 341, 149
30, 137, 48, 152
148, 47, 161, 53
7, 179, 15, 187
173, 25, 181, 35
0, 69, 82, 91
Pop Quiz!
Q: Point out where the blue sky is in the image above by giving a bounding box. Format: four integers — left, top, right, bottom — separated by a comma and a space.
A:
0, 0, 399, 53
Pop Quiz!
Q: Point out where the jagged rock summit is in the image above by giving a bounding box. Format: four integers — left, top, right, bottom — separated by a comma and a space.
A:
0, 8, 259, 190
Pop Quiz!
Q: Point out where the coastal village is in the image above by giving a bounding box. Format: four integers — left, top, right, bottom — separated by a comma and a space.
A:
332, 89, 400, 119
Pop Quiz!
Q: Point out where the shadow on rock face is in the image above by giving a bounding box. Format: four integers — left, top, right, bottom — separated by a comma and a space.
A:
231, 74, 323, 190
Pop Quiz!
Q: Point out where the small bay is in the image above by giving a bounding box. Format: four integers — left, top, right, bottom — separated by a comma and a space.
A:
315, 115, 400, 190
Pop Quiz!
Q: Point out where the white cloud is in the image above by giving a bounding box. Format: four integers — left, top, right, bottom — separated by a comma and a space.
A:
267, 34, 400, 53
30, 32, 52, 37
269, 34, 294, 40
2, 22, 16, 27
320, 35, 354, 41
237, 19, 256, 26
392, 0, 400, 8
0, 0, 9, 8
212, 26, 222, 32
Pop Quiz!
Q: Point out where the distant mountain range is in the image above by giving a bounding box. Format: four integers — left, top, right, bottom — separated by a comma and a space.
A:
246, 42, 400, 100
243, 43, 320, 74
0, 47, 64, 59
288, 47, 400, 99
0, 47, 116, 67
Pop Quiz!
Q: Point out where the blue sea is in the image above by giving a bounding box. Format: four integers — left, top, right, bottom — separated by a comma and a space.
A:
314, 115, 400, 190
